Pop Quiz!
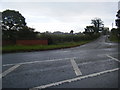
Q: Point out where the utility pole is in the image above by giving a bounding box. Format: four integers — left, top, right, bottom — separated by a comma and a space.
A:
118, 1, 120, 10
112, 23, 113, 29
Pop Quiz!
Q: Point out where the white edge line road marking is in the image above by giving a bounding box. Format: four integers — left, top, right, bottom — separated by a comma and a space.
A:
70, 58, 82, 76
29, 68, 119, 90
0, 64, 20, 78
3, 57, 77, 67
106, 54, 120, 63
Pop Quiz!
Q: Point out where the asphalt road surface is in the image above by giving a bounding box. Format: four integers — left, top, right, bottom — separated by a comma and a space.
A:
2, 35, 120, 89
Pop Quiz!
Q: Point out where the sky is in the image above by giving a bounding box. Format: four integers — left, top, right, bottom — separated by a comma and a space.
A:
0, 0, 119, 33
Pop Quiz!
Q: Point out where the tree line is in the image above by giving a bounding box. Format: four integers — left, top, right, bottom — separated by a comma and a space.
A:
2, 9, 103, 45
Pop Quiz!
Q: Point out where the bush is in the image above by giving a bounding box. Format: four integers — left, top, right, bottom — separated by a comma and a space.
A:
110, 28, 120, 42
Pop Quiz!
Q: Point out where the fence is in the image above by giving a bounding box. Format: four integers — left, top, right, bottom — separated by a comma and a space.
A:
3, 40, 48, 46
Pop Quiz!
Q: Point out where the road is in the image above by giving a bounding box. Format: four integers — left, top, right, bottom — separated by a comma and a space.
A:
2, 35, 120, 89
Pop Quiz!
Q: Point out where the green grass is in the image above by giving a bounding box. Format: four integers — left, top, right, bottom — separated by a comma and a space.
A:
2, 40, 91, 53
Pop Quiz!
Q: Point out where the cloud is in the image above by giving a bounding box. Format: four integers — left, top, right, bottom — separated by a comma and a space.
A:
0, 2, 118, 32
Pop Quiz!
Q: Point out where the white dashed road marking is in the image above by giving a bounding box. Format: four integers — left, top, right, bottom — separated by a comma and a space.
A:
30, 68, 119, 89
70, 58, 82, 76
0, 64, 20, 78
106, 54, 120, 63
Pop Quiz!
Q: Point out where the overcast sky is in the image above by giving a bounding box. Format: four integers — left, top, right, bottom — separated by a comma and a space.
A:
0, 0, 119, 33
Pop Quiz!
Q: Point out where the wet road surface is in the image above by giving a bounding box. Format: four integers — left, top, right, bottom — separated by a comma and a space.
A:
2, 35, 119, 89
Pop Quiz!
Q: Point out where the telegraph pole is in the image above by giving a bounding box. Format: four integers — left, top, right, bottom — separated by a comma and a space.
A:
112, 23, 113, 29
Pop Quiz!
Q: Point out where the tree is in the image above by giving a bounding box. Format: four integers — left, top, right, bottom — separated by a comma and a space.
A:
2, 9, 37, 40
84, 26, 94, 35
116, 10, 120, 18
2, 9, 26, 40
70, 30, 74, 34
2, 9, 26, 31
91, 18, 103, 33
116, 10, 120, 28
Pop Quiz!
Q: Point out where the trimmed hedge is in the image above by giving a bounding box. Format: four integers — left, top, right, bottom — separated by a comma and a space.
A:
39, 33, 100, 44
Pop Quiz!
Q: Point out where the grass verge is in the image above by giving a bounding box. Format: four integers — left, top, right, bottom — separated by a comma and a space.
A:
2, 40, 91, 53
109, 35, 120, 43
